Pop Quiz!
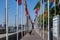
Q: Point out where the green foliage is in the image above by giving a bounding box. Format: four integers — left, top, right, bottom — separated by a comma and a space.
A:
38, 15, 43, 27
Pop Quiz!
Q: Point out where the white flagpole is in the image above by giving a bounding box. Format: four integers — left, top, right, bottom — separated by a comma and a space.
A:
6, 0, 8, 40
48, 0, 49, 40
42, 0, 44, 40
54, 0, 58, 40
21, 1, 23, 37
54, 0, 56, 15
17, 0, 18, 40
40, 0, 42, 37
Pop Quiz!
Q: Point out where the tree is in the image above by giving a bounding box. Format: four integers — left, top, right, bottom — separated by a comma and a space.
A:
38, 0, 59, 29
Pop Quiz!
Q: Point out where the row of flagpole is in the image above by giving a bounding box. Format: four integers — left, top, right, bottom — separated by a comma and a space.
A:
42, 0, 50, 40
6, 0, 19, 40
5, 0, 30, 40
39, 0, 49, 40
42, 0, 57, 40
5, 0, 57, 40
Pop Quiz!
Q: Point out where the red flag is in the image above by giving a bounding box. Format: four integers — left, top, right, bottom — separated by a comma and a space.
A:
24, 0, 29, 16
18, 0, 22, 5
16, 0, 22, 5
25, 8, 28, 15
52, 0, 54, 2
35, 8, 39, 15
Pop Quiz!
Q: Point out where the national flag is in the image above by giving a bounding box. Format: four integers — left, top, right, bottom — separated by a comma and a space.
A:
34, 1, 40, 10
42, 0, 47, 10
49, 0, 55, 8
42, 0, 47, 3
28, 15, 32, 30
25, 8, 29, 16
24, 0, 29, 16
29, 15, 31, 21
16, 0, 22, 5
35, 8, 39, 15
33, 1, 40, 15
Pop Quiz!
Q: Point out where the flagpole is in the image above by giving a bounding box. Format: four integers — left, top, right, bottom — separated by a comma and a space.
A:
40, 0, 42, 37
23, 0, 25, 36
42, 0, 44, 40
17, 0, 18, 40
24, 0, 29, 32
15, 15, 16, 28
48, 0, 50, 40
6, 0, 8, 40
21, 2, 23, 37
54, 0, 56, 15
54, 0, 58, 40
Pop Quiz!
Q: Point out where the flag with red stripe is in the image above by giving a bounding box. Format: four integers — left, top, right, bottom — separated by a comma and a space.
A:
16, 0, 22, 5
34, 1, 40, 15
24, 0, 29, 16
35, 8, 39, 15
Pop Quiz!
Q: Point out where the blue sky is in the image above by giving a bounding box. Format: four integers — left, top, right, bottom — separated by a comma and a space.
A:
0, 0, 44, 26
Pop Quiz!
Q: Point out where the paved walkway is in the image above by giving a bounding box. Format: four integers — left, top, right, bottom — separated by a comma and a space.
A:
21, 29, 60, 40
53, 34, 60, 40
21, 29, 43, 40
34, 29, 48, 40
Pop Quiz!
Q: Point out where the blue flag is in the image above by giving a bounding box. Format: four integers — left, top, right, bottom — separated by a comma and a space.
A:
42, 0, 47, 4
50, 0, 55, 8
42, 0, 47, 10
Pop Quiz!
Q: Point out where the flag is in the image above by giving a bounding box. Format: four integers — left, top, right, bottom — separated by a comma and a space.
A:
42, 0, 47, 3
50, 0, 55, 8
34, 1, 40, 10
28, 15, 32, 30
42, 0, 47, 10
16, 0, 22, 5
25, 8, 29, 16
24, 0, 29, 16
33, 1, 40, 15
35, 8, 39, 15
